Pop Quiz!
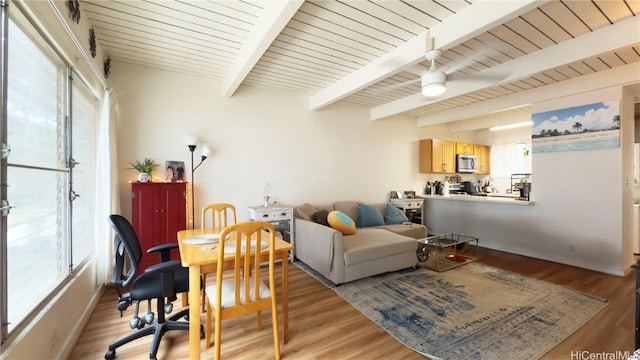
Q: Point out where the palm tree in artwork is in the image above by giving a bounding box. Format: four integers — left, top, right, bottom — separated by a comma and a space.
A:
612, 115, 620, 128
572, 122, 583, 133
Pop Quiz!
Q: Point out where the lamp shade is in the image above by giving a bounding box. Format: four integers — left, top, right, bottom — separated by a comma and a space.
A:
421, 72, 446, 97
183, 135, 200, 147
201, 145, 212, 158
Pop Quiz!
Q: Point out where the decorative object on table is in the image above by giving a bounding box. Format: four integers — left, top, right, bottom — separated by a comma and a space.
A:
164, 161, 185, 182
89, 28, 96, 58
184, 136, 212, 229
263, 182, 270, 206
127, 157, 159, 183
296, 261, 607, 360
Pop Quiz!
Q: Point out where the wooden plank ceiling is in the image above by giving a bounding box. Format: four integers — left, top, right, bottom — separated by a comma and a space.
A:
81, 0, 640, 125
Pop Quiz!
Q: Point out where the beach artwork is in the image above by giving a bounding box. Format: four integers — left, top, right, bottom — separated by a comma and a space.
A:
531, 100, 620, 153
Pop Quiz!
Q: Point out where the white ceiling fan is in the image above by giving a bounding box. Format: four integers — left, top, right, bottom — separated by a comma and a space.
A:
379, 33, 506, 98
421, 45, 447, 97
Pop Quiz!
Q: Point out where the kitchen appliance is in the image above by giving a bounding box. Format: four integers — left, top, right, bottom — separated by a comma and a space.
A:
515, 182, 531, 201
463, 180, 481, 195
456, 154, 477, 173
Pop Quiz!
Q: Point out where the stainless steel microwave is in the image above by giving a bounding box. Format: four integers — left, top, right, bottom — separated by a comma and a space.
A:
456, 154, 477, 173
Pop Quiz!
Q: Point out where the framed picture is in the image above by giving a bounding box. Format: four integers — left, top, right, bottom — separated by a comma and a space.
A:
165, 161, 186, 182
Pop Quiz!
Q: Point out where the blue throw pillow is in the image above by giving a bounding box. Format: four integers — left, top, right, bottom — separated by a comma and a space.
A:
356, 203, 385, 228
384, 203, 409, 225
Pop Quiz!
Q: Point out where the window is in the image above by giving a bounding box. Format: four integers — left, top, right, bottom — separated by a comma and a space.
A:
1, 6, 97, 341
490, 140, 532, 180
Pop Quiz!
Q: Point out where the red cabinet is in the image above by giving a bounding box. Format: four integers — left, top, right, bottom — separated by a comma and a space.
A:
131, 182, 187, 272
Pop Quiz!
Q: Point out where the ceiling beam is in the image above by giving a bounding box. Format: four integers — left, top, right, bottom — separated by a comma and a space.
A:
417, 62, 640, 128
372, 15, 640, 122
221, 0, 303, 98
308, 0, 545, 111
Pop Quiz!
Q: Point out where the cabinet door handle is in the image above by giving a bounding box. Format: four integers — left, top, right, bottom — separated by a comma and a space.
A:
280, 212, 287, 216
262, 214, 269, 218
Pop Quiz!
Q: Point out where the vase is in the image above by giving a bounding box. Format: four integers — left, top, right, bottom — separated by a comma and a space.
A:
137, 172, 150, 183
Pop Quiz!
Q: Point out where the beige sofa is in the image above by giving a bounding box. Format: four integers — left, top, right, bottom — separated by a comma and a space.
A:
294, 201, 428, 285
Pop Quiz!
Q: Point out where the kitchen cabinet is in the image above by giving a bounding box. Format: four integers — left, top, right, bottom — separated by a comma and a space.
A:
474, 144, 491, 174
420, 139, 456, 174
456, 142, 475, 155
131, 182, 187, 273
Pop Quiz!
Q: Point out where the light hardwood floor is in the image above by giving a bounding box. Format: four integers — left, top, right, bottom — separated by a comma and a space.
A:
69, 248, 635, 360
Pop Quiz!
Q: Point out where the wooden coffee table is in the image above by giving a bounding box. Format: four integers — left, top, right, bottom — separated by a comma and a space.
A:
416, 233, 479, 272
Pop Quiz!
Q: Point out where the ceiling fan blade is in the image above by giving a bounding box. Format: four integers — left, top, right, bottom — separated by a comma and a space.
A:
441, 46, 496, 75
382, 78, 421, 91
447, 71, 509, 83
365, 78, 421, 95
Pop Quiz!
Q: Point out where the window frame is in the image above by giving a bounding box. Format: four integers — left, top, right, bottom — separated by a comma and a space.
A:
0, 2, 98, 343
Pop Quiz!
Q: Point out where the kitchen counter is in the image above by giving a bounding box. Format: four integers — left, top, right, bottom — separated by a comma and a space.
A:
419, 194, 534, 205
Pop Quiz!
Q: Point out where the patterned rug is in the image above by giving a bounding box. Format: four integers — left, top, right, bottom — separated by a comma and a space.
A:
296, 261, 607, 360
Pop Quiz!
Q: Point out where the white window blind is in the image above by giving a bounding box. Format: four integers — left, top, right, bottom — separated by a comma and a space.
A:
490, 140, 532, 180
6, 14, 69, 333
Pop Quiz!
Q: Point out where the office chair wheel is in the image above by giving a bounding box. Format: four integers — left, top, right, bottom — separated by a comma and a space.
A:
105, 349, 115, 360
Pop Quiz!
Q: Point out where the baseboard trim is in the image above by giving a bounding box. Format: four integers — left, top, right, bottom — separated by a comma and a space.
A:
479, 242, 627, 277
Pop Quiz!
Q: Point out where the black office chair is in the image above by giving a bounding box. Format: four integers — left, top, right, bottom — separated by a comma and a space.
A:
105, 214, 202, 360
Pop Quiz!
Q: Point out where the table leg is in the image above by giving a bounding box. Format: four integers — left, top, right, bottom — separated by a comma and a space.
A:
282, 253, 289, 344
188, 265, 201, 359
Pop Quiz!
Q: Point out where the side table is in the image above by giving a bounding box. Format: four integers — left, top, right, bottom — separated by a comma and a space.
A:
416, 233, 478, 272
247, 205, 295, 261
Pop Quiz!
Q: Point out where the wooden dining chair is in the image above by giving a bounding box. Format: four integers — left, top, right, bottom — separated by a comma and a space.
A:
201, 203, 237, 232
204, 221, 280, 360
200, 203, 237, 310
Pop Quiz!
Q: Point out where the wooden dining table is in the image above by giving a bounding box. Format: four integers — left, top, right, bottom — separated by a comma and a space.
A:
177, 228, 294, 359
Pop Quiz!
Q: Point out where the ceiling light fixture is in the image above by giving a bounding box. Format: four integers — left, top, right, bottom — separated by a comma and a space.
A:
421, 49, 447, 97
489, 121, 533, 132
421, 71, 446, 97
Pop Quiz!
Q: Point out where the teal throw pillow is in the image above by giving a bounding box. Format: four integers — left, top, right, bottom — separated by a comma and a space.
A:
384, 203, 409, 225
356, 203, 385, 228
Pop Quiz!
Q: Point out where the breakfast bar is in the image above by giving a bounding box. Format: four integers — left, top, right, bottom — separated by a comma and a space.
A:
419, 194, 534, 205
420, 194, 539, 264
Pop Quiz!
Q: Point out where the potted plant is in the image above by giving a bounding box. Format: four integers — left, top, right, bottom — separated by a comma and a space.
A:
127, 157, 159, 183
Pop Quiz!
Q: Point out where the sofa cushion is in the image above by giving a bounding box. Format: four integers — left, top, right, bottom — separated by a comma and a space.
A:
327, 210, 357, 235
312, 209, 330, 226
295, 203, 317, 221
356, 203, 385, 228
334, 201, 386, 225
384, 203, 409, 225
342, 228, 416, 266
374, 223, 428, 239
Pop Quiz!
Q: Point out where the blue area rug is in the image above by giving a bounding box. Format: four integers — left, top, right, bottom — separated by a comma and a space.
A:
297, 261, 607, 360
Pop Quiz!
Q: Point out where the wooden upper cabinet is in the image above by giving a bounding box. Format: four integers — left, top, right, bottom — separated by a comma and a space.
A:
456, 142, 474, 155
420, 139, 456, 174
474, 144, 491, 174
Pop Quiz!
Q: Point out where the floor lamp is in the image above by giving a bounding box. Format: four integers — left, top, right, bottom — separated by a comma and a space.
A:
184, 136, 211, 229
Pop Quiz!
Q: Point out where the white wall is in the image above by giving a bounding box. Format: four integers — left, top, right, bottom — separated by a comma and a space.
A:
109, 61, 427, 226
0, 261, 102, 359
425, 85, 634, 275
